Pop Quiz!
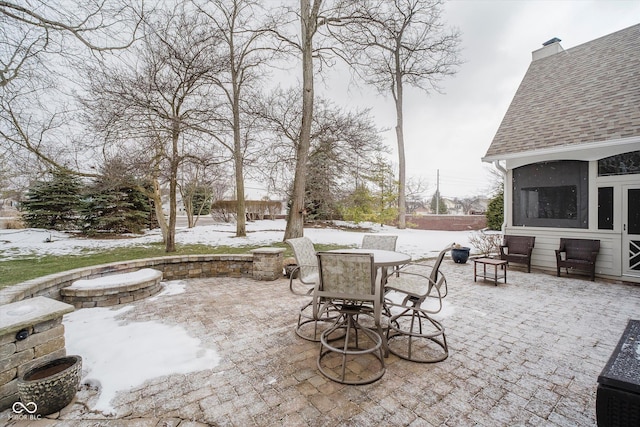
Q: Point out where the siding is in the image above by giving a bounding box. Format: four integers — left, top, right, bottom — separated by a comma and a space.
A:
503, 227, 623, 280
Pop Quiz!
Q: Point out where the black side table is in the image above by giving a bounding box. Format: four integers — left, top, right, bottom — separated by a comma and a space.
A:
597, 319, 640, 426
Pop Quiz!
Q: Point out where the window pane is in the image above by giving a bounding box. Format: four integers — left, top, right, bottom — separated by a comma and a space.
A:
629, 189, 640, 235
521, 186, 577, 220
598, 151, 640, 176
598, 187, 614, 230
512, 161, 588, 228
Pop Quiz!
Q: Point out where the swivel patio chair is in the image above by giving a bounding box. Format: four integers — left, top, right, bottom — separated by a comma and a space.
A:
313, 252, 386, 385
285, 237, 335, 341
383, 244, 453, 363
361, 234, 398, 251
362, 233, 399, 279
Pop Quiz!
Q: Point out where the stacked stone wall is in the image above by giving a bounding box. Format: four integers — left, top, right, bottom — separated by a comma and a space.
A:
0, 298, 74, 410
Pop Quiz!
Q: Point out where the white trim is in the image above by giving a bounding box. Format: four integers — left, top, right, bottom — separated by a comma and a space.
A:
482, 137, 640, 169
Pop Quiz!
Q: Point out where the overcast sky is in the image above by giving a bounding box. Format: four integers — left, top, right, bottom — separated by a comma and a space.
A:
305, 0, 640, 200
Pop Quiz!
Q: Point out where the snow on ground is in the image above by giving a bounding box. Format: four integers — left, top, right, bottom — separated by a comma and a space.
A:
0, 218, 478, 261
2, 219, 481, 414
64, 282, 218, 415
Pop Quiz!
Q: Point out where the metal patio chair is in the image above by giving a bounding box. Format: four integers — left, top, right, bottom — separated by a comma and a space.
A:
383, 244, 453, 363
285, 237, 334, 341
361, 234, 398, 251
362, 233, 399, 279
313, 251, 386, 385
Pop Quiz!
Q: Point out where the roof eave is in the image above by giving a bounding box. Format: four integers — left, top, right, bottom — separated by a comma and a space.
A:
481, 136, 640, 169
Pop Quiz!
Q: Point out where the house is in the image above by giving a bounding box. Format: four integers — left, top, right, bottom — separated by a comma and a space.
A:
482, 24, 640, 282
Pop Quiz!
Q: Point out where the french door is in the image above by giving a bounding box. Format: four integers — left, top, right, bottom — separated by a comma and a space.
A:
623, 185, 640, 276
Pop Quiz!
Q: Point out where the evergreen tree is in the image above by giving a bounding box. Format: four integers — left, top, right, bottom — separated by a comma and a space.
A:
430, 192, 449, 214
22, 170, 84, 230
366, 155, 398, 225
191, 187, 212, 216
486, 189, 504, 230
83, 168, 150, 234
305, 142, 341, 220
340, 185, 376, 224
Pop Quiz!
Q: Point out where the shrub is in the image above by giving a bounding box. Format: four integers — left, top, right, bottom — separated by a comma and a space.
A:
468, 230, 502, 257
4, 218, 25, 229
486, 190, 504, 230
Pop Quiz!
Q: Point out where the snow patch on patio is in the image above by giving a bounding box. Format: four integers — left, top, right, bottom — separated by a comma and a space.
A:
64, 304, 219, 415
149, 280, 187, 300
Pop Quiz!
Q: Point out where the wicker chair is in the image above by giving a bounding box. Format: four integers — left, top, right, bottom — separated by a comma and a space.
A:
313, 252, 386, 385
500, 235, 535, 273
383, 244, 452, 363
556, 238, 600, 281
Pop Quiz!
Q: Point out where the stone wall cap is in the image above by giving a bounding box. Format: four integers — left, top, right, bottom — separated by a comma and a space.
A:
250, 247, 286, 254
0, 296, 74, 336
64, 268, 162, 291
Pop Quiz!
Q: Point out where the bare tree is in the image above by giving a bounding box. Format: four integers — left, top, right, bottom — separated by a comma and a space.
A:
265, 0, 352, 239
330, 0, 461, 229
179, 155, 230, 228
194, 0, 277, 237
405, 176, 429, 214
0, 0, 141, 87
81, 6, 227, 252
0, 1, 143, 170
254, 87, 388, 218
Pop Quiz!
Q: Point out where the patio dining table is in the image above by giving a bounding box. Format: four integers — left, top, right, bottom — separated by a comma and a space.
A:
326, 248, 411, 279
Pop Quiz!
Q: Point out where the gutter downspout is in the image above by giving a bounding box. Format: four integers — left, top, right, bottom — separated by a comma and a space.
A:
493, 161, 507, 233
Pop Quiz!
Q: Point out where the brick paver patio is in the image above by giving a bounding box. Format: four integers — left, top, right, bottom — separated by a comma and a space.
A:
4, 261, 639, 426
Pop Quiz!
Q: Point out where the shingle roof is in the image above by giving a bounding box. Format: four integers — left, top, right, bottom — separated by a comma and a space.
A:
483, 23, 640, 160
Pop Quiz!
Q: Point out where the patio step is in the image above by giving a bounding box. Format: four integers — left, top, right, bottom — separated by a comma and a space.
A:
60, 268, 163, 308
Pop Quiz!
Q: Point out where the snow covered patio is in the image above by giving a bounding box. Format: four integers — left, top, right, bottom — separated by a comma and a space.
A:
5, 260, 638, 426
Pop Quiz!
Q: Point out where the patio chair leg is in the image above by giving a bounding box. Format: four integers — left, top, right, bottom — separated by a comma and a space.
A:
386, 303, 448, 363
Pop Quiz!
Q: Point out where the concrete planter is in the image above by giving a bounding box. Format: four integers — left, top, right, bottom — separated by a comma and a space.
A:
18, 355, 82, 416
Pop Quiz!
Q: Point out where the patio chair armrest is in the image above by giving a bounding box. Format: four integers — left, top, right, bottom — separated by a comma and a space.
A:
289, 266, 315, 296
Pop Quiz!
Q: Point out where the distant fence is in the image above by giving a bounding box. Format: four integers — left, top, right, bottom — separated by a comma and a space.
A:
405, 215, 487, 231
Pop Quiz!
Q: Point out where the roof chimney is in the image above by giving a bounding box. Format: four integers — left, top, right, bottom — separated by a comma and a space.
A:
532, 37, 564, 61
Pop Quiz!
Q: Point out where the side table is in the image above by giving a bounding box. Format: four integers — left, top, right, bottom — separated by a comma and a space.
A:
473, 258, 507, 285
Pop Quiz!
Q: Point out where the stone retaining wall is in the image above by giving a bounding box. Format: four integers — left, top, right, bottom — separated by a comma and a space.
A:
0, 297, 74, 411
0, 251, 285, 306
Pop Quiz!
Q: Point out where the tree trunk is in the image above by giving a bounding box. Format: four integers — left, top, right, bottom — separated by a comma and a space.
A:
394, 54, 407, 229
151, 178, 168, 243
184, 191, 195, 228
166, 123, 179, 253
284, 0, 318, 240
232, 77, 247, 237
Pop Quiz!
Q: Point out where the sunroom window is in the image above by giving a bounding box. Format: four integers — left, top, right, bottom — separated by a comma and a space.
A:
598, 151, 640, 176
512, 161, 588, 228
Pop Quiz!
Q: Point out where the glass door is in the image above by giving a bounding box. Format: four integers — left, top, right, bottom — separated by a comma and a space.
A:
623, 186, 640, 276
